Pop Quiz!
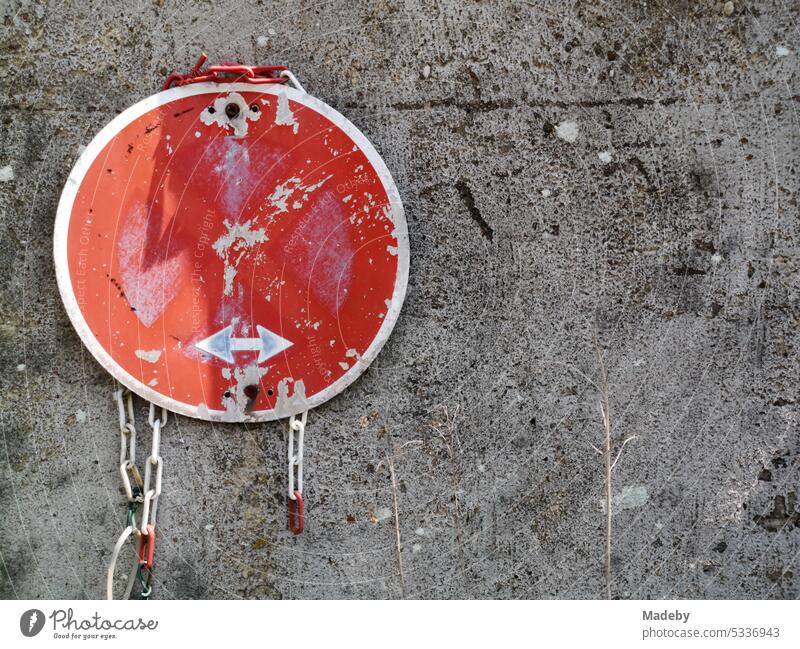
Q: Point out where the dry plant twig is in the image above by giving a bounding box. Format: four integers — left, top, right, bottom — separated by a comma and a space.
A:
386, 452, 406, 597
610, 435, 638, 471
593, 336, 637, 599
432, 403, 467, 573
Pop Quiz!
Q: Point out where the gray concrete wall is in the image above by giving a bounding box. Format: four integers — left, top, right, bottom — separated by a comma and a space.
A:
0, 0, 798, 599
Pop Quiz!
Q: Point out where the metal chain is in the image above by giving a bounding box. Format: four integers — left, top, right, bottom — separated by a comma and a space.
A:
140, 403, 166, 534
135, 402, 167, 599
107, 389, 167, 600
163, 52, 290, 90
116, 390, 143, 504
287, 411, 307, 535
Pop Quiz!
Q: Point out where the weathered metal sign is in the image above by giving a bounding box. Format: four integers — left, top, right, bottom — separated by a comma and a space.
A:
55, 82, 408, 422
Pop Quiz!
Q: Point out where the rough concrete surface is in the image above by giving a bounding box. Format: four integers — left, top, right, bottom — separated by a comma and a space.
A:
0, 0, 798, 600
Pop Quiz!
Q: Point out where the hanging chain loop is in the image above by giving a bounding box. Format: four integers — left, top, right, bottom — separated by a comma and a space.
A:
140, 403, 167, 537
108, 390, 168, 600
287, 411, 308, 534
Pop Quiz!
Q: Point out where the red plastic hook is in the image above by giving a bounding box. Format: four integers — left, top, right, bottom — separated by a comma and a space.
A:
162, 53, 208, 90
138, 524, 156, 569
288, 491, 304, 535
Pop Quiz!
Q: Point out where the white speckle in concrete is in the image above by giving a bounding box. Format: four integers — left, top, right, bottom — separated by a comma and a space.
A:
15, 363, 25, 371
374, 506, 392, 522
601, 485, 649, 514
256, 35, 268, 46
541, 189, 551, 197
711, 252, 723, 264
598, 150, 613, 164
134, 349, 162, 363
555, 120, 579, 143
776, 45, 791, 57
76, 409, 87, 423
0, 165, 14, 182
421, 64, 431, 79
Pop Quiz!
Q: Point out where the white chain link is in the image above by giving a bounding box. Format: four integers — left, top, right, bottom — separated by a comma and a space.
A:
115, 389, 142, 503
280, 69, 306, 93
140, 403, 167, 532
287, 411, 307, 499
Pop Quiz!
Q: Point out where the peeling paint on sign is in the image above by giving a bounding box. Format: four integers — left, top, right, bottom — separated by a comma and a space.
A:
274, 91, 299, 134
212, 219, 268, 296
200, 91, 261, 137
134, 349, 162, 363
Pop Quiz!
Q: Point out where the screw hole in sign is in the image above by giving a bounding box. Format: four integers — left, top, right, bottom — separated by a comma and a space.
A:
225, 102, 240, 119
54, 53, 409, 599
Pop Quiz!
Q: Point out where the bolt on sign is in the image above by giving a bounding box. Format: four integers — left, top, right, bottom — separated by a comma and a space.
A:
54, 56, 409, 597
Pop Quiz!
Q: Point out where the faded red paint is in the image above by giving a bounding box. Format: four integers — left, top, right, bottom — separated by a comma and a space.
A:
64, 89, 400, 416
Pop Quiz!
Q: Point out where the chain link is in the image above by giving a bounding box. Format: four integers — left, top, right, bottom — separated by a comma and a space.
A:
288, 411, 306, 498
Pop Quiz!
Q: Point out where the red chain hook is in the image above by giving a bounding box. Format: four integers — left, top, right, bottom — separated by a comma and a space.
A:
138, 524, 156, 570
288, 491, 304, 535
163, 52, 289, 90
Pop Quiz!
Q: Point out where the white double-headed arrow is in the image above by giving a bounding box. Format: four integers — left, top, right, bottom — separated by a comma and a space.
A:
195, 324, 293, 364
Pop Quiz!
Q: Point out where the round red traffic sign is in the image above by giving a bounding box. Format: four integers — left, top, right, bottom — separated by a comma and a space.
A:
54, 82, 408, 421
